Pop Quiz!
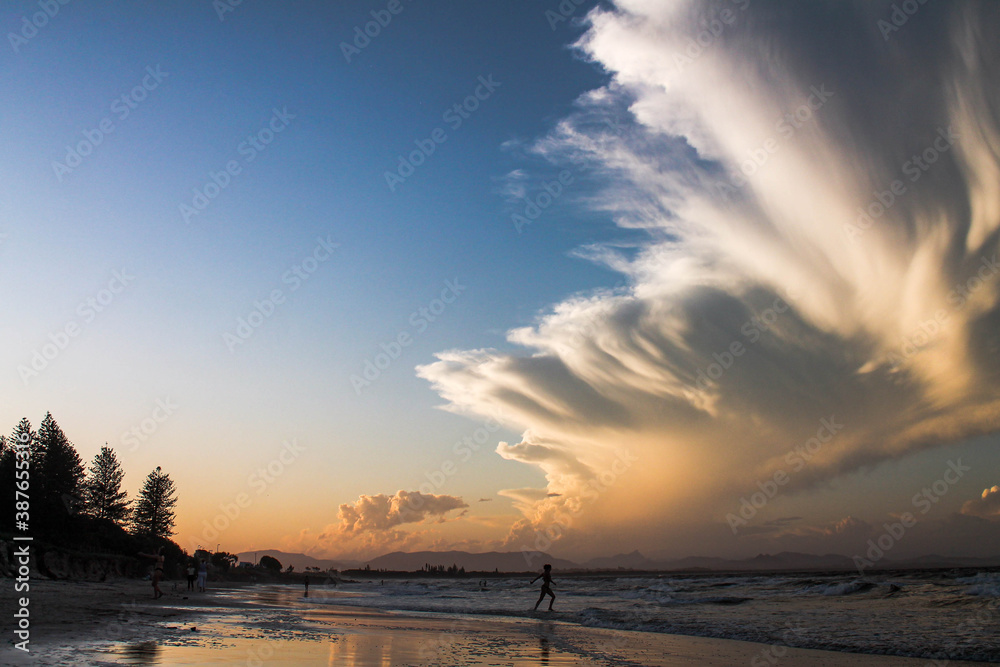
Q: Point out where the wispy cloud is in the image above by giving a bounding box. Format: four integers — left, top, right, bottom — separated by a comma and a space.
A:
418, 0, 1000, 556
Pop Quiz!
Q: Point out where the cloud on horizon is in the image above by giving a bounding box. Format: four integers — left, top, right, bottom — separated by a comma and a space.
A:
418, 0, 1000, 555
961, 485, 1000, 519
290, 491, 470, 559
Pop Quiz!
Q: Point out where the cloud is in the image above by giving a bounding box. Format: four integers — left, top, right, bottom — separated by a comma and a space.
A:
961, 485, 1000, 519
336, 490, 468, 533
418, 0, 1000, 556
295, 491, 470, 560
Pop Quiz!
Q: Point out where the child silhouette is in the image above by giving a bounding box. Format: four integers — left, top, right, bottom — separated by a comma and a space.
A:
531, 563, 556, 611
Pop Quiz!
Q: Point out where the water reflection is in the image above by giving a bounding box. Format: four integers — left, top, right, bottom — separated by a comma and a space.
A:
537, 621, 554, 666
118, 640, 161, 664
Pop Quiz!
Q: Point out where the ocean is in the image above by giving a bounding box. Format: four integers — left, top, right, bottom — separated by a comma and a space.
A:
290, 569, 1000, 663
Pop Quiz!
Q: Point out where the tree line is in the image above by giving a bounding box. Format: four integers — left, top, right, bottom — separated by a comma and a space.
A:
0, 412, 179, 553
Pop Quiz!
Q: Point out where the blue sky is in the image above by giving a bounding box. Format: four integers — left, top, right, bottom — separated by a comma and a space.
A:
4, 0, 1000, 562
1, 0, 628, 554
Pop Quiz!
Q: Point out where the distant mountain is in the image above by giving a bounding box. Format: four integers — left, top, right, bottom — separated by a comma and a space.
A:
240, 548, 1000, 575
235, 550, 360, 572
364, 550, 579, 573
584, 550, 659, 570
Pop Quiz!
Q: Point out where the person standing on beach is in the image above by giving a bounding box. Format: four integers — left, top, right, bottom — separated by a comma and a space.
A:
138, 547, 165, 599
531, 564, 556, 611
186, 561, 196, 591
304, 575, 310, 597
197, 559, 208, 592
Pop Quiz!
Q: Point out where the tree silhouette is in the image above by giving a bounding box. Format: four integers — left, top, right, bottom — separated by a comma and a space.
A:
0, 420, 34, 533
36, 413, 85, 527
211, 551, 238, 571
259, 555, 282, 572
84, 445, 131, 526
132, 466, 178, 538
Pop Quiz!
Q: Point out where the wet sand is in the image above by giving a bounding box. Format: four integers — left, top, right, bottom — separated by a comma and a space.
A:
2, 579, 993, 666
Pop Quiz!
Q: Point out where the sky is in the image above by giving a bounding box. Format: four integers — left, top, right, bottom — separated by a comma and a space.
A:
3, 0, 1000, 564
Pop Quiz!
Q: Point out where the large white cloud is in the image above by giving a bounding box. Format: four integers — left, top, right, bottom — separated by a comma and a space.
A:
418, 0, 1000, 556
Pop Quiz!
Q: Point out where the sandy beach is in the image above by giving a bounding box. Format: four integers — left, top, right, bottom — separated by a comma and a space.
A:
2, 578, 994, 666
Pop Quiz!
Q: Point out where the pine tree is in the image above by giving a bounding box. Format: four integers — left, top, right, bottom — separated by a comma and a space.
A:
36, 413, 85, 530
84, 445, 131, 526
0, 419, 35, 533
132, 466, 178, 538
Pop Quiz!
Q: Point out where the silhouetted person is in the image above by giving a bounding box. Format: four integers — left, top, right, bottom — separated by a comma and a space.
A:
186, 561, 196, 591
304, 575, 310, 597
197, 559, 208, 592
138, 547, 165, 599
531, 564, 555, 611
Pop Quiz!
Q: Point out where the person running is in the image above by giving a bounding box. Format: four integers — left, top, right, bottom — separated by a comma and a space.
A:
138, 547, 165, 599
531, 564, 556, 611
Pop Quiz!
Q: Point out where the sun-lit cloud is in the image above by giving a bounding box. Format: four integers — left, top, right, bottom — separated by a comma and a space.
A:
418, 0, 1000, 557
336, 490, 468, 532
961, 486, 1000, 519
295, 490, 470, 559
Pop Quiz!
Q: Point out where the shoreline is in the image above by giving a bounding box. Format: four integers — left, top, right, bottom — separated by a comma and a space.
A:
2, 579, 994, 665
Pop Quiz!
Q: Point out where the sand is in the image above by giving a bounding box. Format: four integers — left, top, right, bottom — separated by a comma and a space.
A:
1, 578, 993, 666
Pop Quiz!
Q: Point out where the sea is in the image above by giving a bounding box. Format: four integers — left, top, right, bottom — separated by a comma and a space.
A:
297, 568, 1000, 663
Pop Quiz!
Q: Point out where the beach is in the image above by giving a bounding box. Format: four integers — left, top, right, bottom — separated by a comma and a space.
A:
2, 578, 996, 666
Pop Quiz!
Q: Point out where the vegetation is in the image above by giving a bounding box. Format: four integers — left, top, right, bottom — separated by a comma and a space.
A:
0, 412, 306, 584
36, 412, 86, 532
0, 413, 183, 565
211, 551, 238, 571
259, 555, 282, 572
131, 466, 178, 538
83, 445, 131, 525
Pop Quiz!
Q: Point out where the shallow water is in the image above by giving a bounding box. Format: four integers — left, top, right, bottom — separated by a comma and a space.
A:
298, 569, 1000, 662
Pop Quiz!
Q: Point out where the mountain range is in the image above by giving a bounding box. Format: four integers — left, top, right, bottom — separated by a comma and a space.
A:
237, 549, 1000, 573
